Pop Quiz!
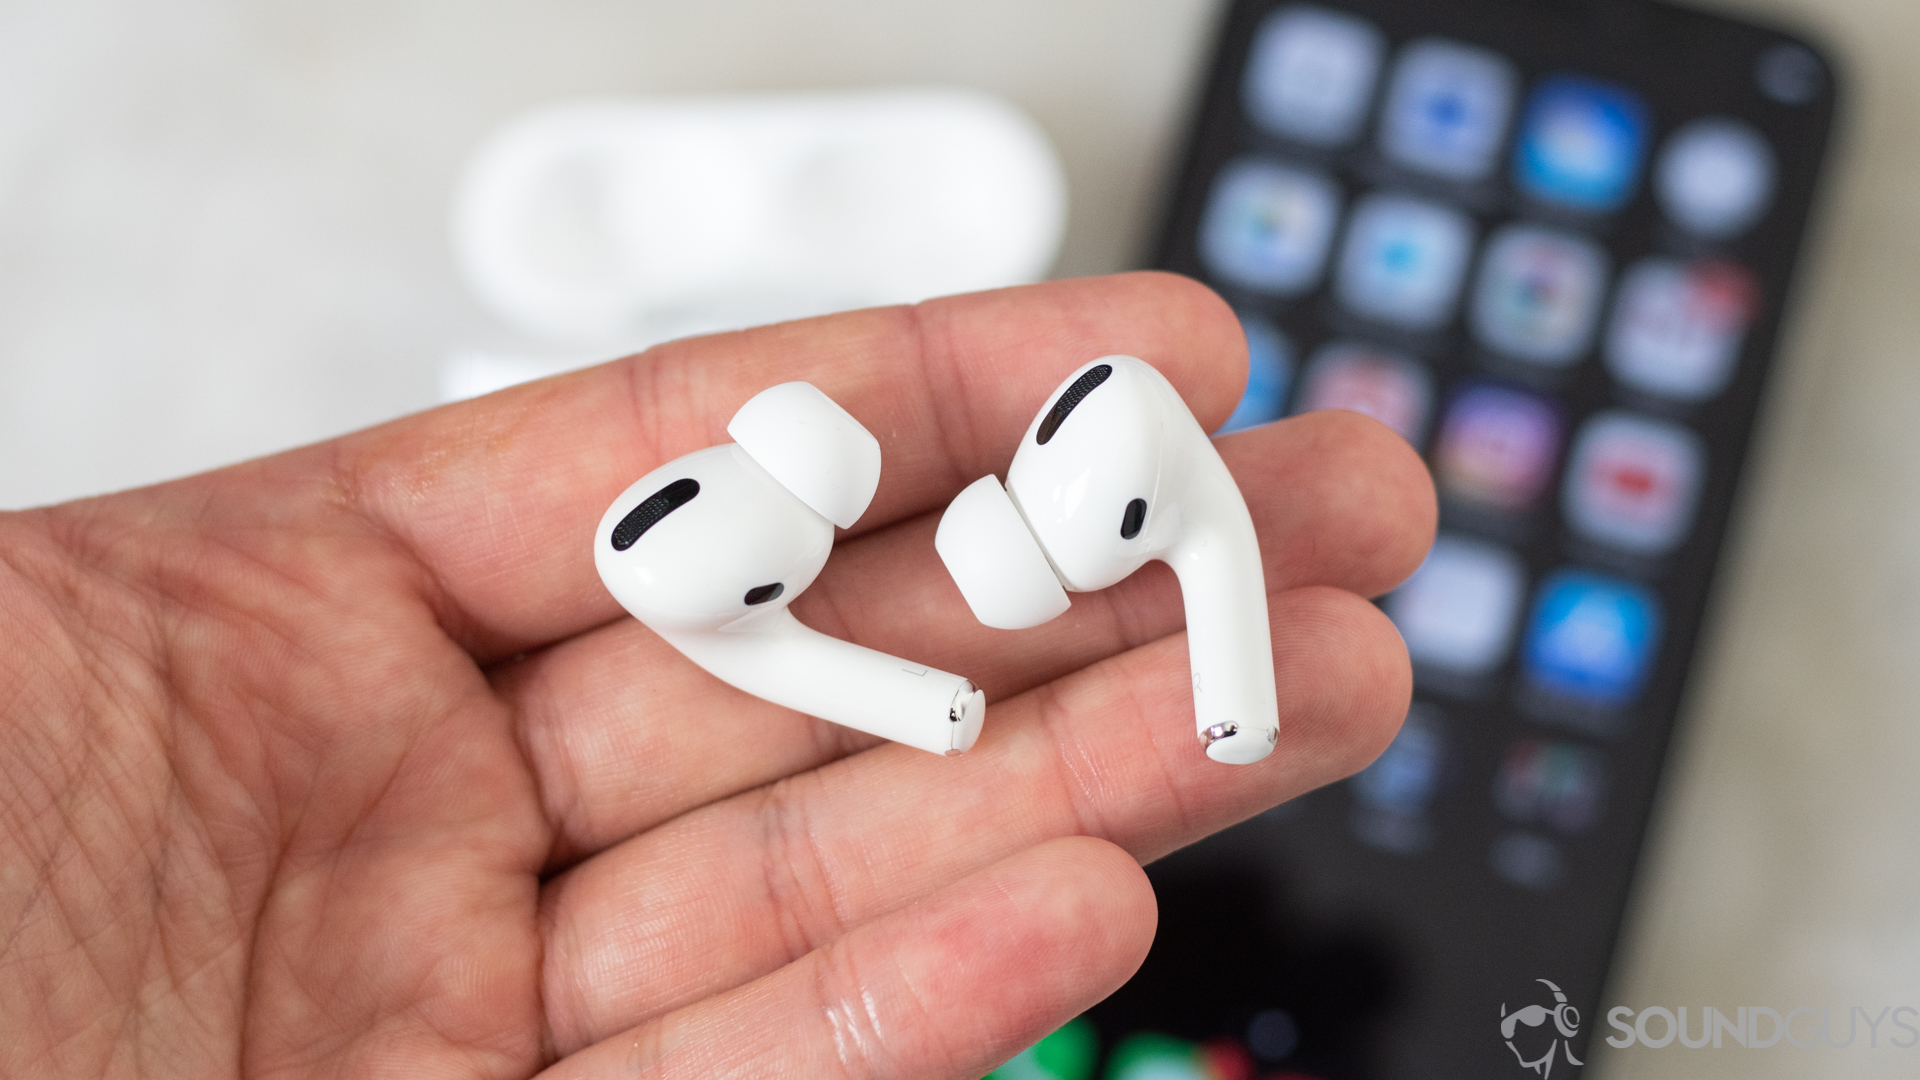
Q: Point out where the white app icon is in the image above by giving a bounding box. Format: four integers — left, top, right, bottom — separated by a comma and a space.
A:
1335, 194, 1475, 331
1656, 118, 1777, 239
1605, 258, 1757, 401
1242, 5, 1386, 146
1563, 412, 1704, 555
1199, 158, 1342, 295
1386, 534, 1526, 675
1378, 38, 1518, 181
1470, 224, 1611, 366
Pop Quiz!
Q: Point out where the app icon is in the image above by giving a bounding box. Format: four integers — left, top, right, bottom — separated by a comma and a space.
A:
1492, 831, 1566, 891
1563, 412, 1705, 555
1386, 536, 1525, 675
1354, 705, 1448, 812
1217, 313, 1294, 434
1378, 38, 1517, 181
1241, 5, 1386, 146
1469, 224, 1610, 366
1496, 740, 1607, 834
1334, 194, 1475, 330
1513, 76, 1650, 213
1433, 383, 1562, 510
1295, 342, 1433, 444
1657, 118, 1776, 238
1103, 1033, 1253, 1080
1199, 159, 1342, 296
1756, 43, 1825, 106
1244, 1009, 1302, 1063
1351, 704, 1447, 854
1522, 569, 1662, 707
988, 1017, 1098, 1080
1604, 258, 1758, 401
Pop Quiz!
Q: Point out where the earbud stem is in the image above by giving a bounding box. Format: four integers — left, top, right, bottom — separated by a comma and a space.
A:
1161, 453, 1279, 765
660, 608, 987, 757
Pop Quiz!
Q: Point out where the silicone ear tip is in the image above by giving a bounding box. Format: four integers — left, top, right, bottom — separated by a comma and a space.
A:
729, 382, 882, 529
935, 475, 1071, 630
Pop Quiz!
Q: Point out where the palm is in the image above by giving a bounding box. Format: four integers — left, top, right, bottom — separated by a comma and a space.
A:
0, 275, 1432, 1080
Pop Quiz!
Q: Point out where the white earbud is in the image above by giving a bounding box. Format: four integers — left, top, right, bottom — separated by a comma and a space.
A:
935, 356, 1278, 764
595, 382, 987, 756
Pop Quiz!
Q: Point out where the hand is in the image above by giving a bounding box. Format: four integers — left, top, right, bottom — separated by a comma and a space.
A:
0, 273, 1433, 1079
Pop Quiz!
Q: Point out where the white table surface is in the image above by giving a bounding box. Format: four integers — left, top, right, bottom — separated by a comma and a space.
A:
1, 2, 1915, 1076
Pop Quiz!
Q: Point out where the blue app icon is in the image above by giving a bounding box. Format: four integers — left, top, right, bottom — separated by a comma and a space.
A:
1334, 193, 1475, 330
1217, 313, 1294, 434
1379, 38, 1517, 181
1513, 76, 1650, 213
1354, 705, 1446, 813
1523, 570, 1660, 706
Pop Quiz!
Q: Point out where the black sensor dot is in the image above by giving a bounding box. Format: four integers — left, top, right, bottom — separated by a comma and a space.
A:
1036, 364, 1113, 445
610, 477, 700, 551
1121, 498, 1148, 540
744, 582, 785, 606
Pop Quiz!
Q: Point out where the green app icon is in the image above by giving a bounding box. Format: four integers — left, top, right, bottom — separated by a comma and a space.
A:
1102, 1032, 1206, 1080
1101, 1031, 1259, 1080
986, 1016, 1098, 1080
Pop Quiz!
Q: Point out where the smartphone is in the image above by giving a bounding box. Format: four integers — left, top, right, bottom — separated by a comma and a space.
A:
990, 1, 1841, 1077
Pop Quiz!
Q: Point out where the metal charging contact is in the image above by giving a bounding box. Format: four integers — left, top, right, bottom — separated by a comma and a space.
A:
949, 682, 974, 724
946, 680, 987, 755
1200, 722, 1239, 747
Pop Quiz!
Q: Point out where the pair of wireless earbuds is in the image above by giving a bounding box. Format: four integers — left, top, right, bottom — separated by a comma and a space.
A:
593, 356, 1279, 764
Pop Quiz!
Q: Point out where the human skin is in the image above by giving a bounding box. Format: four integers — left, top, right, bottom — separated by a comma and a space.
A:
0, 272, 1434, 1080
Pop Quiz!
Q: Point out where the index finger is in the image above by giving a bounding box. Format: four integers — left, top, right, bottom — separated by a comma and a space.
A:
335, 273, 1248, 658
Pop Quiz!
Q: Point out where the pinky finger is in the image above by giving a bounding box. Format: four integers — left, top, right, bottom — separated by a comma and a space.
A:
535, 836, 1157, 1080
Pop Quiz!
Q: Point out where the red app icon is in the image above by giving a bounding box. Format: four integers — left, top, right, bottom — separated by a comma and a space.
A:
1434, 383, 1561, 510
1562, 411, 1704, 554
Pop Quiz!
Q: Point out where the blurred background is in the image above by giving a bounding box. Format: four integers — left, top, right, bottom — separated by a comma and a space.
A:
0, 1, 1914, 1076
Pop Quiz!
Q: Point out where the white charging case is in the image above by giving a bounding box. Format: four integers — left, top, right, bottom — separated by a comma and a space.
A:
451, 87, 1068, 346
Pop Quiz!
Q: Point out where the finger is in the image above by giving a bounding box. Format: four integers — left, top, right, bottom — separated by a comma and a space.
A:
535, 837, 1155, 1080
507, 409, 1433, 861
537, 585, 1409, 1052
331, 273, 1245, 658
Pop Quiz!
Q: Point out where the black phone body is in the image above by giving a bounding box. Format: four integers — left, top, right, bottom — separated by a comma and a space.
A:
1072, 1, 1840, 1077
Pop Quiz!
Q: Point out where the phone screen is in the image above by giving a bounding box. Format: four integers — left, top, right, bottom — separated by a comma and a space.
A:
992, 1, 1840, 1077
